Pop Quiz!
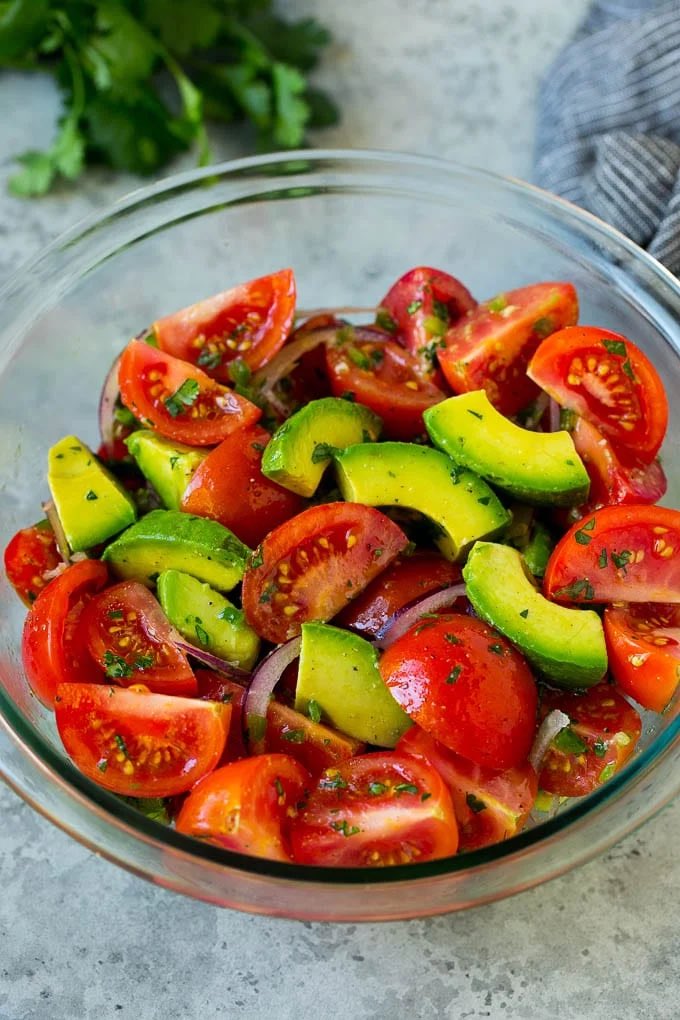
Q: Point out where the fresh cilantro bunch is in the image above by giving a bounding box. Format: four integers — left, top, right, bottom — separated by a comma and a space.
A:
0, 0, 339, 196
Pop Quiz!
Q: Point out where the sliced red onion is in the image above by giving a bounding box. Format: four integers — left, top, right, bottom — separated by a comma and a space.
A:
245, 636, 301, 754
252, 328, 338, 396
528, 709, 571, 771
521, 392, 549, 431
98, 353, 123, 456
173, 640, 251, 686
41, 499, 71, 563
295, 305, 376, 321
548, 398, 561, 433
374, 585, 468, 650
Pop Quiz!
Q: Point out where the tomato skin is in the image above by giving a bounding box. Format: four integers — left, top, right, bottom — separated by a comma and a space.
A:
181, 425, 305, 548
118, 339, 261, 446
242, 502, 409, 644
397, 726, 537, 851
439, 282, 578, 416
153, 269, 296, 379
538, 684, 641, 797
379, 614, 538, 770
604, 603, 680, 712
55, 683, 231, 797
571, 417, 667, 509
289, 752, 459, 867
324, 327, 447, 440
176, 754, 310, 862
544, 505, 680, 604
527, 326, 668, 464
265, 700, 366, 776
4, 521, 62, 607
379, 266, 476, 376
80, 580, 197, 697
195, 669, 248, 761
21, 559, 109, 707
336, 551, 463, 638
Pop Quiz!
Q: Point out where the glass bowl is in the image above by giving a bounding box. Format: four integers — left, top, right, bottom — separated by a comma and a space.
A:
0, 150, 678, 922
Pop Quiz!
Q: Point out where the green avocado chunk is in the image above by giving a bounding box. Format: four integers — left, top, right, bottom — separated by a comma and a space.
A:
261, 396, 383, 497
463, 541, 607, 688
125, 431, 206, 510
47, 434, 137, 552
334, 441, 510, 561
157, 569, 260, 669
102, 509, 250, 592
295, 622, 411, 747
424, 390, 590, 506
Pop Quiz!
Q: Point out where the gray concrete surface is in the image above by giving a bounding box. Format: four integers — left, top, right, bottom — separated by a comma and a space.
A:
2, 1, 679, 1018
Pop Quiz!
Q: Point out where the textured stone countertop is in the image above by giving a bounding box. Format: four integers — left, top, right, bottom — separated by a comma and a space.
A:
1, 2, 679, 1018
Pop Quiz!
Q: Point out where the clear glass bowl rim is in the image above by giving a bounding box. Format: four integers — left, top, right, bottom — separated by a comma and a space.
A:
1, 146, 679, 891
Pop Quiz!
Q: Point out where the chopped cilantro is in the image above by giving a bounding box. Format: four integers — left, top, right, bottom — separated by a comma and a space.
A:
599, 762, 616, 783
432, 299, 450, 324
103, 651, 133, 680
622, 359, 636, 381
169, 456, 180, 469
274, 777, 285, 798
467, 409, 484, 420
340, 391, 356, 403
217, 605, 239, 623
368, 782, 387, 796
114, 405, 137, 427
258, 582, 277, 604
554, 578, 595, 600
598, 548, 608, 569
164, 378, 200, 418
593, 739, 607, 758
478, 496, 491, 506
320, 772, 348, 790
133, 653, 154, 670
394, 783, 418, 795
311, 442, 339, 464
465, 793, 486, 813
247, 714, 266, 744
421, 792, 432, 802
611, 550, 632, 573
446, 665, 462, 685
282, 728, 305, 743
375, 309, 397, 334
85, 490, 98, 501
97, 759, 108, 773
330, 819, 360, 837
407, 299, 423, 315
307, 699, 322, 724
373, 547, 383, 559
532, 316, 554, 339
113, 733, 129, 758
197, 348, 222, 370
251, 441, 266, 452
347, 347, 371, 370
488, 643, 504, 655
519, 609, 529, 619
553, 727, 588, 755
486, 294, 507, 313
108, 609, 124, 620
194, 622, 210, 647
444, 633, 462, 645
602, 338, 627, 357
249, 547, 264, 570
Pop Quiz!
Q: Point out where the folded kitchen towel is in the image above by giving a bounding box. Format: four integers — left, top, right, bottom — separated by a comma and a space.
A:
534, 0, 680, 275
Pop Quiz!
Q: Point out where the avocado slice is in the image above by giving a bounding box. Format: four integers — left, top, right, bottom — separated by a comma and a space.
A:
47, 435, 137, 552
102, 510, 250, 592
125, 431, 206, 510
424, 391, 590, 506
334, 442, 509, 561
157, 569, 260, 669
261, 397, 383, 497
463, 541, 607, 688
295, 622, 411, 746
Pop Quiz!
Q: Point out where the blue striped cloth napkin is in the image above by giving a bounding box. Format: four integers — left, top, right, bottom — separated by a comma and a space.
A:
534, 0, 680, 275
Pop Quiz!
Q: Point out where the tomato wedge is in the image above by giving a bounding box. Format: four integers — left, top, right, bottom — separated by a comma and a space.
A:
537, 684, 641, 797
176, 754, 310, 861
397, 726, 537, 851
605, 603, 680, 712
571, 417, 667, 509
379, 614, 538, 770
544, 505, 680, 604
4, 520, 61, 606
80, 580, 196, 697
153, 269, 296, 379
336, 551, 463, 638
528, 326, 668, 464
289, 752, 459, 866
22, 559, 108, 707
181, 424, 304, 548
195, 669, 248, 761
378, 266, 476, 376
324, 326, 447, 440
264, 700, 366, 777
118, 339, 261, 446
438, 282, 578, 416
55, 682, 231, 797
242, 502, 409, 644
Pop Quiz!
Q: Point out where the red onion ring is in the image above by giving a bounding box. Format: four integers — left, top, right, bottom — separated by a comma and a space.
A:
373, 584, 468, 649
252, 329, 338, 396
98, 353, 122, 456
173, 640, 251, 685
548, 398, 561, 433
41, 499, 71, 563
244, 636, 301, 754
528, 709, 570, 771
294, 305, 376, 321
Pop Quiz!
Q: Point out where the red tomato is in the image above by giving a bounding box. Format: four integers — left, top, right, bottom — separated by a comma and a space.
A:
264, 700, 366, 776
604, 603, 680, 712
195, 669, 248, 761
242, 502, 409, 644
379, 266, 476, 376
22, 559, 108, 707
269, 314, 338, 413
324, 326, 447, 440
336, 551, 463, 638
397, 726, 537, 851
527, 326, 668, 464
118, 339, 261, 446
289, 752, 459, 866
538, 684, 641, 797
80, 580, 196, 697
571, 417, 667, 509
544, 505, 680, 604
153, 269, 296, 380
379, 614, 538, 770
176, 754, 310, 861
4, 521, 62, 606
439, 282, 578, 416
55, 682, 231, 797
181, 424, 304, 548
